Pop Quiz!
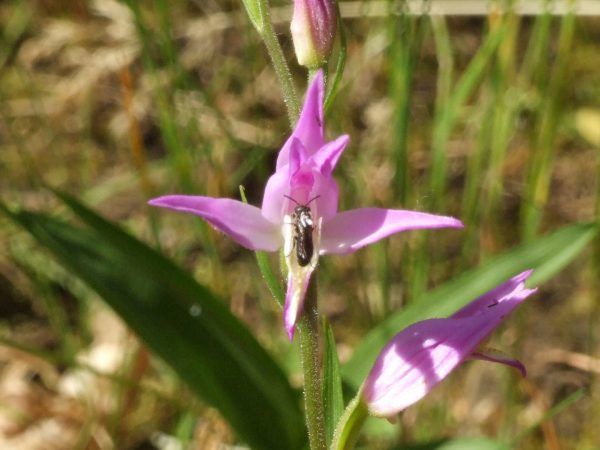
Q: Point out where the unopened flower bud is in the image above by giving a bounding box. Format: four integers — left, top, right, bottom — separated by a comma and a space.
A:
291, 0, 337, 69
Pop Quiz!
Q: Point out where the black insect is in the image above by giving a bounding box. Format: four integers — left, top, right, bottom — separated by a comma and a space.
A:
284, 195, 320, 267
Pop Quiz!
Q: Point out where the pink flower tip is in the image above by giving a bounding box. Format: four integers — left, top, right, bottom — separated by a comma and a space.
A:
362, 270, 537, 418
449, 217, 465, 228
286, 323, 296, 341
147, 197, 163, 207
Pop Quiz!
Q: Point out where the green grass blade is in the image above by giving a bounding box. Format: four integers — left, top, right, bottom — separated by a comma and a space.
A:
324, 0, 347, 114
520, 12, 576, 241
431, 16, 454, 116
512, 388, 585, 445
459, 85, 494, 266
410, 19, 508, 299
479, 15, 520, 235
342, 222, 598, 390
0, 0, 32, 71
322, 317, 344, 448
389, 13, 427, 203
429, 20, 507, 211
1, 199, 306, 450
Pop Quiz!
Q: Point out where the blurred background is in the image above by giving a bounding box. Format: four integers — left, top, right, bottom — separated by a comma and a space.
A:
0, 0, 599, 449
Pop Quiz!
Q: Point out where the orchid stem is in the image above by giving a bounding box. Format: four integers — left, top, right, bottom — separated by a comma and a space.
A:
258, 0, 300, 126
298, 278, 327, 450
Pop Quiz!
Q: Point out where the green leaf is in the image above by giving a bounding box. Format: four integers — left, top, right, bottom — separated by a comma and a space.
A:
399, 437, 510, 450
330, 393, 367, 450
322, 317, 344, 448
1, 196, 306, 450
342, 222, 598, 390
242, 0, 265, 34
512, 388, 585, 445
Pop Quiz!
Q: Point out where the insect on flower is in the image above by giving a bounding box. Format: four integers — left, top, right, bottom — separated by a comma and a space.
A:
284, 195, 320, 267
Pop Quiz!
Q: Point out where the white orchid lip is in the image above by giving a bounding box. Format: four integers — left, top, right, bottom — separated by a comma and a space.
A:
148, 69, 464, 340
282, 216, 321, 340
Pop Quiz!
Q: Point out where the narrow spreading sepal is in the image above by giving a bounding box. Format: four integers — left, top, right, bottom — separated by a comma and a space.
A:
321, 208, 463, 254
148, 196, 280, 251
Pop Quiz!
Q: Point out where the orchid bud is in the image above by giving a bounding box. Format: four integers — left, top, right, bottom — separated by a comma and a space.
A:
291, 0, 337, 69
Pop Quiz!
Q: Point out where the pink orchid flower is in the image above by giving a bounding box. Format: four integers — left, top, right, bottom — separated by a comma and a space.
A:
149, 70, 463, 340
363, 270, 537, 418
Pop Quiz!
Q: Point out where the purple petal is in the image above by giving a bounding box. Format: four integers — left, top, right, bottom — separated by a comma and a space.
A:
363, 274, 536, 417
289, 140, 316, 202
311, 134, 350, 176
320, 208, 463, 254
261, 169, 289, 225
262, 139, 306, 223
451, 270, 534, 319
471, 351, 526, 377
363, 317, 485, 417
263, 137, 341, 222
149, 195, 281, 251
276, 71, 325, 169
310, 171, 339, 221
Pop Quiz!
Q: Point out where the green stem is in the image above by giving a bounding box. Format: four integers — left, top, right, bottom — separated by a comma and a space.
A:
298, 278, 327, 450
256, 251, 285, 305
258, 0, 300, 126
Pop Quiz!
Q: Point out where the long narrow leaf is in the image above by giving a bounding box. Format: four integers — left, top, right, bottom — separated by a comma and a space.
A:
2, 199, 306, 450
322, 317, 344, 447
343, 222, 598, 389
